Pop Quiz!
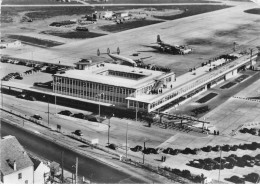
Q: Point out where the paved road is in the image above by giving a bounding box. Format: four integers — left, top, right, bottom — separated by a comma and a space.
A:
1, 93, 175, 148
0, 119, 146, 184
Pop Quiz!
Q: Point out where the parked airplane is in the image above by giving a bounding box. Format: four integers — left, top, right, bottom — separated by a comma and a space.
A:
156, 35, 193, 55
103, 48, 152, 67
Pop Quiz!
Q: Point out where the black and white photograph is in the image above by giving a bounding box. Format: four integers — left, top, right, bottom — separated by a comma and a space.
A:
0, 0, 260, 184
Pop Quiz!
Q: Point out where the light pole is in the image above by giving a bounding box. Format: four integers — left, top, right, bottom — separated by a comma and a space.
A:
218, 147, 222, 182
96, 93, 104, 117
43, 95, 50, 126
54, 81, 60, 114
135, 101, 138, 121
126, 122, 130, 158
107, 113, 114, 145
1, 80, 3, 109
143, 139, 147, 164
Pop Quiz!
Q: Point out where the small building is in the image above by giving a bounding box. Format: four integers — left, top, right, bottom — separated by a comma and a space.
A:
30, 157, 50, 184
0, 136, 34, 184
74, 59, 103, 70
0, 39, 22, 48
103, 11, 113, 19
114, 12, 129, 18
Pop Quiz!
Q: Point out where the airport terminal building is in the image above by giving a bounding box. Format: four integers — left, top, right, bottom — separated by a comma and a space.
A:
53, 50, 258, 112
53, 61, 175, 112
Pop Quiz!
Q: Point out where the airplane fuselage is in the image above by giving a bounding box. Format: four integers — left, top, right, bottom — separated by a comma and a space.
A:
108, 53, 137, 67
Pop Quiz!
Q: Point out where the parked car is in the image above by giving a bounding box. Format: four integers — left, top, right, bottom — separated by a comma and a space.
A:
163, 147, 173, 154
182, 148, 192, 154
73, 113, 85, 119
244, 173, 260, 183
14, 75, 23, 80
143, 147, 157, 154
108, 143, 118, 150
74, 130, 83, 136
131, 145, 142, 152
228, 176, 245, 184
58, 110, 72, 116
85, 115, 99, 122
32, 114, 42, 120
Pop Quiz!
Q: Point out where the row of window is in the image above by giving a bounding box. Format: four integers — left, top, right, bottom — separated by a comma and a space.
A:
56, 87, 128, 104
54, 77, 135, 95
128, 100, 148, 109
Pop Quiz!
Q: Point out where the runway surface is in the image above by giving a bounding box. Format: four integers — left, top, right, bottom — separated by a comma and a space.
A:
2, 1, 260, 76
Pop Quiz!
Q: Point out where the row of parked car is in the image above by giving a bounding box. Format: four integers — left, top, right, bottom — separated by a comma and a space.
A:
227, 172, 260, 184
1, 58, 69, 75
164, 142, 260, 157
2, 72, 23, 81
189, 153, 260, 171
240, 127, 260, 136
130, 145, 158, 154
58, 110, 100, 122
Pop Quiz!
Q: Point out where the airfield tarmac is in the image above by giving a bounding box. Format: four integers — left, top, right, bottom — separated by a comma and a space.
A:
2, 1, 260, 77
1, 1, 260, 184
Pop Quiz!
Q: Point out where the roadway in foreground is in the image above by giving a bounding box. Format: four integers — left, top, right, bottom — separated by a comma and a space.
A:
0, 115, 174, 184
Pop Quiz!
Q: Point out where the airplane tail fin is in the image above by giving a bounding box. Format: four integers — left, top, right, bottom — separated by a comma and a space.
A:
107, 48, 110, 54
107, 47, 120, 55
157, 35, 162, 43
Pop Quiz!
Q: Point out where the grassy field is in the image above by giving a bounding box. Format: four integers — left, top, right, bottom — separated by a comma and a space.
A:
7, 35, 64, 47
41, 31, 106, 39
2, 0, 80, 5
99, 20, 163, 33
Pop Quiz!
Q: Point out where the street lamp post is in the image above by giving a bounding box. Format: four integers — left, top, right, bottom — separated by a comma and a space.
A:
126, 122, 130, 158
218, 147, 222, 182
143, 141, 146, 164
1, 80, 3, 109
96, 93, 104, 117
135, 101, 138, 121
54, 82, 60, 114
107, 114, 114, 145
43, 95, 50, 126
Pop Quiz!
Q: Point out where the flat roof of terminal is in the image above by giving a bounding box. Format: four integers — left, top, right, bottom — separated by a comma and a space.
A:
55, 63, 167, 89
